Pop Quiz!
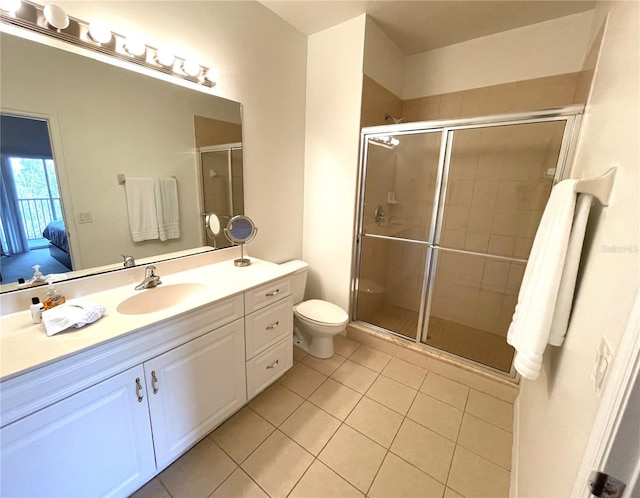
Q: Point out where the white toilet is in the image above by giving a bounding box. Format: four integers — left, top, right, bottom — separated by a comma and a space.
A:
280, 260, 349, 359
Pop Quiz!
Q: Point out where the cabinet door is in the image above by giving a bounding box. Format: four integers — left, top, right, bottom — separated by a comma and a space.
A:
0, 365, 155, 498
145, 318, 246, 469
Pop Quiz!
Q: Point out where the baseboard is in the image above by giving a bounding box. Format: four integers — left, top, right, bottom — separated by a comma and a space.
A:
510, 396, 520, 498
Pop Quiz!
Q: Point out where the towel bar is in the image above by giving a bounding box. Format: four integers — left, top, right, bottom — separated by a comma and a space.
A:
118, 174, 177, 185
574, 167, 616, 206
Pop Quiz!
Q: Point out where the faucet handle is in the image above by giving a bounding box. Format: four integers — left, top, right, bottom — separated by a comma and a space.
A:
145, 265, 158, 278
122, 255, 135, 268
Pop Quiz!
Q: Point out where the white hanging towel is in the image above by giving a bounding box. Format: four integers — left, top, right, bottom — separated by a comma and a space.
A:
507, 180, 592, 380
548, 193, 593, 346
124, 177, 159, 242
155, 177, 180, 241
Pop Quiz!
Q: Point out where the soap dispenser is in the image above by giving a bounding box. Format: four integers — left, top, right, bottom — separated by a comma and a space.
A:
43, 278, 66, 310
30, 265, 47, 286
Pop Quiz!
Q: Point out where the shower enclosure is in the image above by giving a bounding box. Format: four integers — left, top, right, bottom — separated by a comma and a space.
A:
352, 106, 583, 376
199, 143, 243, 249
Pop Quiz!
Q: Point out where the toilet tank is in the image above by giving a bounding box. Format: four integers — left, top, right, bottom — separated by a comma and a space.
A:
280, 260, 309, 304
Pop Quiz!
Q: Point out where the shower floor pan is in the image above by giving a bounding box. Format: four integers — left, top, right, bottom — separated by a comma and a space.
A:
362, 303, 515, 373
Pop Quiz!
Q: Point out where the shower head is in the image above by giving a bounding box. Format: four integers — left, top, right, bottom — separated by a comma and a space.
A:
384, 113, 404, 124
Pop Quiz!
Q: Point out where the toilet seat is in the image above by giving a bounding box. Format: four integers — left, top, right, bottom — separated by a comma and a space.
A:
294, 299, 348, 325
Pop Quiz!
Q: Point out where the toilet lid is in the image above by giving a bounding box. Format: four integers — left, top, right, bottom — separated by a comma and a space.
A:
295, 299, 348, 324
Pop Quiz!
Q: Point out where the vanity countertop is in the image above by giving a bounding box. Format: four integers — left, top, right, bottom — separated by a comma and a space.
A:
0, 257, 292, 382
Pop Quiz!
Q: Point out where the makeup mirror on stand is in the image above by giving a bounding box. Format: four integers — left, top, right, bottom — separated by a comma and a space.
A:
224, 215, 257, 267
204, 213, 221, 248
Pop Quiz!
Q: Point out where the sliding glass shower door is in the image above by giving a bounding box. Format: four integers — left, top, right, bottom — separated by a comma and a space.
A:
200, 143, 243, 248
355, 131, 443, 340
353, 108, 582, 375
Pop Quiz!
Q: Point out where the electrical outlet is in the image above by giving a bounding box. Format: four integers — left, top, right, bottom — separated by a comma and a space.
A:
591, 336, 613, 396
77, 211, 93, 224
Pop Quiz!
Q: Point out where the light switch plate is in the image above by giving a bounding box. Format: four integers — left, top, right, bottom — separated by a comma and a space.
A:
591, 336, 613, 396
77, 211, 93, 224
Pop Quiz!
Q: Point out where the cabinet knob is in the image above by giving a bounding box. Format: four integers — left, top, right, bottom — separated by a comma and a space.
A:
265, 289, 280, 297
266, 321, 279, 330
151, 370, 159, 394
135, 377, 144, 402
266, 359, 280, 369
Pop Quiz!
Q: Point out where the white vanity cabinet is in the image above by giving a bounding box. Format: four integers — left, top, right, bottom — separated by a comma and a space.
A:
144, 318, 246, 469
0, 267, 295, 498
244, 277, 294, 399
0, 365, 156, 498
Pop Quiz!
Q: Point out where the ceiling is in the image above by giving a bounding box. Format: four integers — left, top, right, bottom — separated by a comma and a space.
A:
259, 0, 595, 54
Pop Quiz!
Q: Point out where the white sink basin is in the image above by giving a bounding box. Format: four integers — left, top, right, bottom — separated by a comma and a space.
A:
116, 283, 208, 315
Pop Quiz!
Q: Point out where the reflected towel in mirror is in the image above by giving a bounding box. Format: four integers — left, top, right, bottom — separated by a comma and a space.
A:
155, 177, 180, 241
125, 177, 159, 242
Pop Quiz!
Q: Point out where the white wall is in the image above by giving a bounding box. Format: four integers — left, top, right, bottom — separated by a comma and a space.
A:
404, 11, 594, 99
363, 17, 404, 98
303, 15, 366, 309
515, 2, 640, 496
53, 1, 308, 264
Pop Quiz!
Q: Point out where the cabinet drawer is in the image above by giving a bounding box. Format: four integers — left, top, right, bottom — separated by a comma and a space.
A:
245, 296, 293, 360
246, 336, 292, 400
244, 277, 291, 314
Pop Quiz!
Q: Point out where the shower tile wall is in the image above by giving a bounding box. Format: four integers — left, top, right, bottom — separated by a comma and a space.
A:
402, 72, 584, 122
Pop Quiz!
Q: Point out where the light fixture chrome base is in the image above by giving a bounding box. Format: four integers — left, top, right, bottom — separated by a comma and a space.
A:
234, 258, 251, 267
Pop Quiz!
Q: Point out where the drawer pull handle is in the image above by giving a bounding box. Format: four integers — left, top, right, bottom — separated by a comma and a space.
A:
135, 377, 144, 402
266, 359, 280, 370
151, 370, 159, 394
265, 289, 280, 297
266, 321, 280, 330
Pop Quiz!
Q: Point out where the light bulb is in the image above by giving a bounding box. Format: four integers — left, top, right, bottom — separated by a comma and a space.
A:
204, 67, 220, 86
0, 0, 21, 14
43, 3, 69, 30
155, 47, 175, 68
88, 20, 112, 44
124, 34, 146, 57
182, 59, 201, 78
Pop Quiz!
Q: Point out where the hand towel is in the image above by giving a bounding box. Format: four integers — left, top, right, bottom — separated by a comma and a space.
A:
42, 300, 106, 337
548, 193, 593, 346
125, 177, 159, 242
155, 177, 180, 241
507, 179, 590, 380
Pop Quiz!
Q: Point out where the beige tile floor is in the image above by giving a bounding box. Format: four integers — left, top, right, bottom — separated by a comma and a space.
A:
132, 335, 514, 498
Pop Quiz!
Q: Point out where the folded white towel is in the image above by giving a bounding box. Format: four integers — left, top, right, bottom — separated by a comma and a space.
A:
125, 177, 159, 242
42, 300, 106, 337
155, 177, 180, 241
507, 180, 591, 380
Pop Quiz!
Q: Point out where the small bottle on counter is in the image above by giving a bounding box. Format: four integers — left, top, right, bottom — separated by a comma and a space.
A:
30, 297, 44, 323
43, 281, 66, 310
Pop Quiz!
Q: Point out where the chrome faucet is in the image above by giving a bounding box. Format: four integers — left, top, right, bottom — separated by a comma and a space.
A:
135, 265, 162, 290
122, 254, 135, 268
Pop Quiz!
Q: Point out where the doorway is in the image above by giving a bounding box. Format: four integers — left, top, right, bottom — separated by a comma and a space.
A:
0, 114, 70, 283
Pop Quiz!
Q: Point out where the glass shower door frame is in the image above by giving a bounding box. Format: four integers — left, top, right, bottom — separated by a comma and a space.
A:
352, 127, 447, 340
352, 106, 583, 375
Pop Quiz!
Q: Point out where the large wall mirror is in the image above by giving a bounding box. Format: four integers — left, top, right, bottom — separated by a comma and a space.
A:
0, 31, 243, 293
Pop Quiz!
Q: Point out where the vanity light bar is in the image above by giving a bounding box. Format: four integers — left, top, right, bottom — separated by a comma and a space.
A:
0, 0, 219, 87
